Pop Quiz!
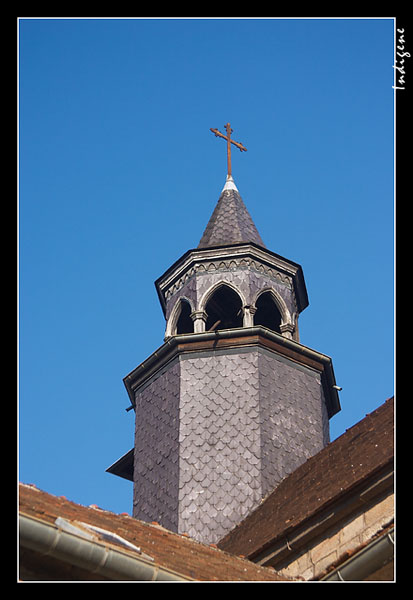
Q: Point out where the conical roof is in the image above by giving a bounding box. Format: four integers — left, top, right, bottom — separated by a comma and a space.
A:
198, 176, 266, 249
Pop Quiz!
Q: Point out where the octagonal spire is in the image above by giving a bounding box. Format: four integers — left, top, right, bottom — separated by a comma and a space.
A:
198, 175, 266, 249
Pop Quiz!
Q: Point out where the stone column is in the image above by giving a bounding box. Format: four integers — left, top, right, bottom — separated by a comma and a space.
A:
242, 305, 257, 328
190, 310, 208, 333
280, 322, 295, 339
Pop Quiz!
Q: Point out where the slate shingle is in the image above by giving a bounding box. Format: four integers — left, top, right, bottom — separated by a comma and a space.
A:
198, 187, 266, 249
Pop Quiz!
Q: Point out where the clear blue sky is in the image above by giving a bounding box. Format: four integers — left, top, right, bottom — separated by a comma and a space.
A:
18, 18, 394, 516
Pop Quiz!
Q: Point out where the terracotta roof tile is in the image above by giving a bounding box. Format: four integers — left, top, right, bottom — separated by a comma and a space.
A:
217, 397, 394, 558
18, 483, 288, 581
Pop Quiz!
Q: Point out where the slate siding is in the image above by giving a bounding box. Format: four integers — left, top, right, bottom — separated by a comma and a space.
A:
132, 346, 329, 544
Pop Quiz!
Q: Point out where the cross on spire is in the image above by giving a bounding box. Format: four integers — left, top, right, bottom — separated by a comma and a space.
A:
210, 123, 247, 177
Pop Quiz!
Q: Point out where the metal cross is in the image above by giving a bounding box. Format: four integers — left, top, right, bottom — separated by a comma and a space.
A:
210, 123, 247, 177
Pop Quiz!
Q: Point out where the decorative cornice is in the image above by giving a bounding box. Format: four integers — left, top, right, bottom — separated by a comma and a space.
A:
123, 327, 340, 419
155, 243, 308, 314
163, 256, 293, 303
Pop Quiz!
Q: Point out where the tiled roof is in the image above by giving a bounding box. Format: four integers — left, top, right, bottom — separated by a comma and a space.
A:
198, 183, 266, 249
18, 483, 288, 581
217, 397, 394, 559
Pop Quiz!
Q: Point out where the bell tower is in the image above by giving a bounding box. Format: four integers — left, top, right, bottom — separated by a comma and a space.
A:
160, 171, 303, 343
108, 125, 341, 544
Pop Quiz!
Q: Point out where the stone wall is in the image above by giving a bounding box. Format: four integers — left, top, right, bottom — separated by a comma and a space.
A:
277, 491, 394, 580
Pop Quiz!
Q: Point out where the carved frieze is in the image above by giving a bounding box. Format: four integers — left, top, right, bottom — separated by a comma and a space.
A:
163, 257, 293, 303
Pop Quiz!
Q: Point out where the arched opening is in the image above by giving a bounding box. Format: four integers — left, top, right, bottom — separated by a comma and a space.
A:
254, 291, 282, 333
176, 299, 193, 334
205, 285, 243, 332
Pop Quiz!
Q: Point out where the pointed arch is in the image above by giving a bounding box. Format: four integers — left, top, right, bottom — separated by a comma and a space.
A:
199, 281, 247, 313
165, 297, 195, 337
253, 288, 292, 333
199, 282, 245, 332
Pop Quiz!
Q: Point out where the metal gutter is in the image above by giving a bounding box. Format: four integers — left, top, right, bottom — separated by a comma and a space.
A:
19, 514, 192, 582
320, 528, 394, 582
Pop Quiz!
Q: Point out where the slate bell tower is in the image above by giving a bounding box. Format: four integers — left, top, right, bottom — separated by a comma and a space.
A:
108, 124, 341, 544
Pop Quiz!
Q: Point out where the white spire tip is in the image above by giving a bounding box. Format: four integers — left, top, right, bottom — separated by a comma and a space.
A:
222, 175, 238, 192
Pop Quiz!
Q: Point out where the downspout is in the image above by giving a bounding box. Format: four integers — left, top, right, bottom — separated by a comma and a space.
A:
19, 514, 192, 581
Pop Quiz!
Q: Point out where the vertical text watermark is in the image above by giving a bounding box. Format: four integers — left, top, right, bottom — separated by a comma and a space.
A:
393, 27, 410, 90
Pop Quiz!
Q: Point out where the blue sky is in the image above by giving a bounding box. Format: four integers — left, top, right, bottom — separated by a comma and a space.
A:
19, 18, 395, 516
